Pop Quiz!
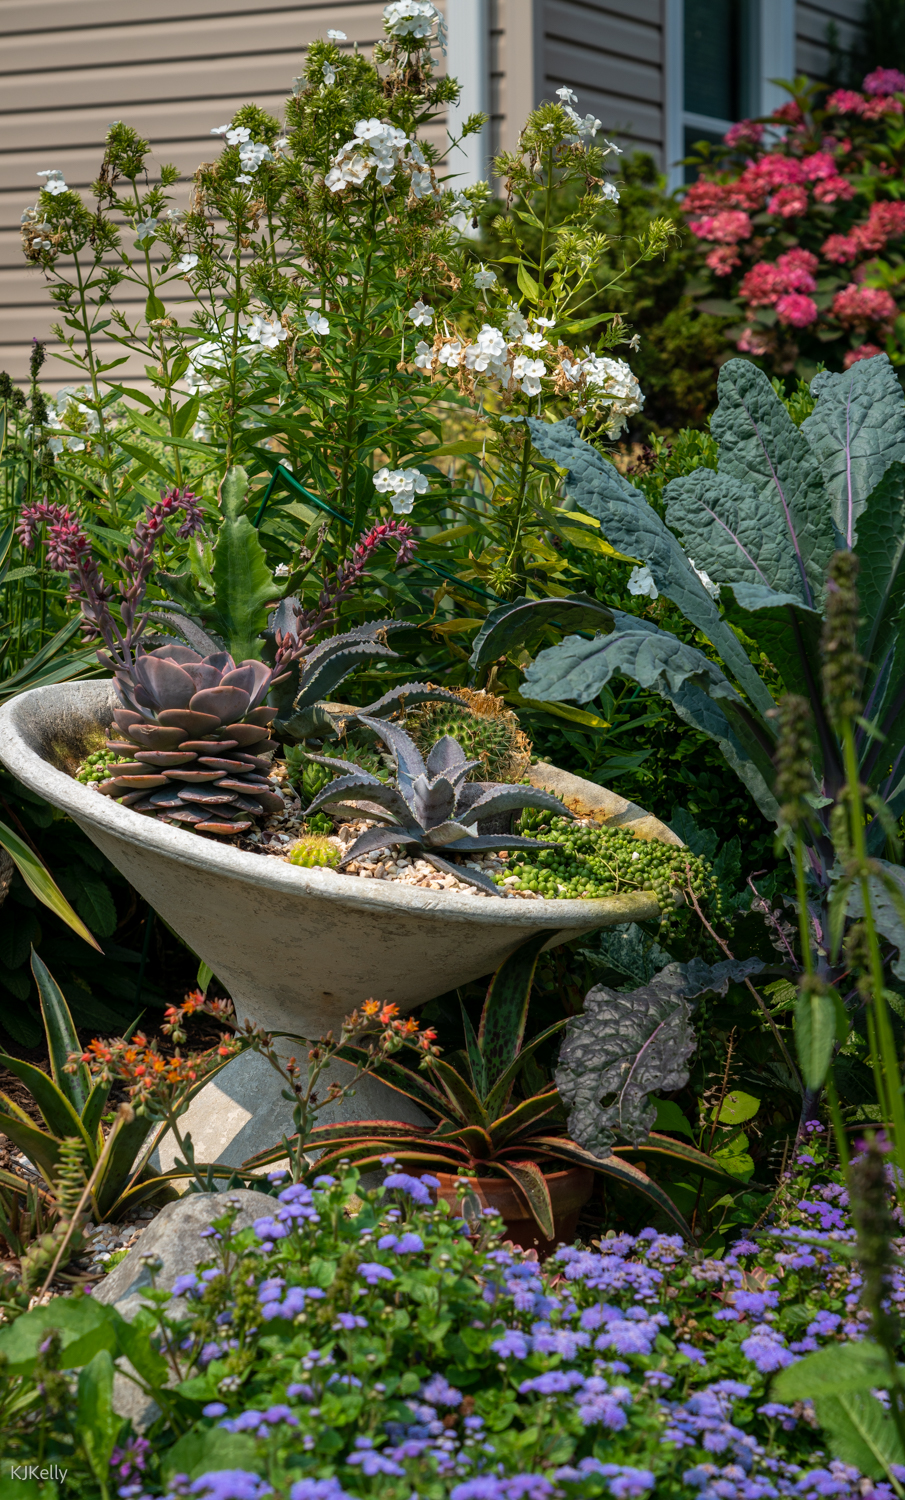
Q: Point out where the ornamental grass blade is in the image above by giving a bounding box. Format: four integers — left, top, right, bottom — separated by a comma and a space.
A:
478, 931, 551, 1104
529, 1134, 695, 1242
93, 1112, 156, 1219
0, 821, 101, 951
31, 949, 91, 1111
240, 1121, 434, 1173
495, 1158, 555, 1239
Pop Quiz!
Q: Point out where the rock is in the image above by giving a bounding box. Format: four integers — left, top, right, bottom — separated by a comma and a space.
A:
93, 1188, 271, 1429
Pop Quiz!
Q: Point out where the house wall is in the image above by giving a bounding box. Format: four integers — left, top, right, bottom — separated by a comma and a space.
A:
0, 0, 869, 386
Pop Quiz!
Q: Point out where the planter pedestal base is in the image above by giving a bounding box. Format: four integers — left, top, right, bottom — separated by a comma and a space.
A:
151, 1050, 430, 1178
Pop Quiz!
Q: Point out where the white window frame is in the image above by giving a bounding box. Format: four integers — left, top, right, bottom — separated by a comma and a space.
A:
446, 0, 491, 187
664, 0, 795, 189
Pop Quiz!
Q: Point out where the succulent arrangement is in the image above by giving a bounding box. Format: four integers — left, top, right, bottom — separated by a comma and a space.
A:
304, 718, 572, 896
97, 646, 284, 836
405, 688, 532, 783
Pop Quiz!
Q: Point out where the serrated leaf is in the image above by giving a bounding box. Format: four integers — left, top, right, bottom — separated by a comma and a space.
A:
802, 353, 905, 547
711, 359, 835, 610
526, 416, 775, 715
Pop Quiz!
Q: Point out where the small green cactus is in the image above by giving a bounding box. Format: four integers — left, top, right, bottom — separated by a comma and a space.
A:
406, 689, 532, 783
288, 835, 342, 869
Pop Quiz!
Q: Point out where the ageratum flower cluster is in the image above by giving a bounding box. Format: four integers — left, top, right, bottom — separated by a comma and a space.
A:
40, 1125, 904, 1500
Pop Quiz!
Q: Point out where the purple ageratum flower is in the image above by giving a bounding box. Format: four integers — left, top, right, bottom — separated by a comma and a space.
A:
490, 1329, 530, 1359
733, 1290, 779, 1317
381, 1171, 439, 1206
202, 1402, 228, 1418
519, 1370, 586, 1396
421, 1373, 463, 1406
531, 1326, 591, 1358
741, 1326, 795, 1373
598, 1466, 656, 1499
267, 1168, 288, 1183
594, 1319, 660, 1357
357, 1262, 395, 1285
188, 1473, 272, 1500
289, 1481, 352, 1500
312, 1175, 336, 1188
677, 1342, 708, 1367
730, 1239, 759, 1257
286, 1382, 315, 1401
171, 1273, 201, 1297
332, 1313, 368, 1330
807, 1310, 842, 1338
345, 1437, 404, 1477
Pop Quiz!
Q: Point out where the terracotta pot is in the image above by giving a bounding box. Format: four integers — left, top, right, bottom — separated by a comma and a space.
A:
434, 1167, 595, 1257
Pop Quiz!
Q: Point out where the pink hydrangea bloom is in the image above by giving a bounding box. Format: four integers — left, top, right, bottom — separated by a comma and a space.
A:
775, 293, 819, 327
724, 119, 765, 149
775, 249, 818, 291
863, 67, 905, 95
813, 175, 855, 203
827, 89, 867, 114
682, 179, 729, 215
772, 100, 804, 124
768, 184, 809, 217
689, 209, 753, 243
862, 95, 904, 119
749, 156, 806, 189
833, 282, 898, 328
706, 245, 740, 276
822, 233, 860, 263
856, 200, 905, 251
801, 152, 837, 181
844, 342, 885, 367
739, 261, 786, 306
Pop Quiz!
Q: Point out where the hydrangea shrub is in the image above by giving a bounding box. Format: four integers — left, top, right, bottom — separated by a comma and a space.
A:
683, 69, 905, 375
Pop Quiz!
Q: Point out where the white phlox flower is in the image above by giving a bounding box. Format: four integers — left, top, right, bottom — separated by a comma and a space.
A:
383, 0, 439, 40
413, 340, 435, 372
327, 28, 347, 40
464, 323, 508, 373
604, 138, 623, 155
576, 354, 643, 434
186, 340, 227, 397
534, 316, 556, 329
37, 169, 68, 196
133, 217, 158, 245
521, 330, 546, 351
322, 61, 336, 87
305, 309, 330, 336
236, 175, 254, 186
325, 117, 438, 199
689, 560, 720, 599
437, 339, 463, 369
505, 307, 529, 339
407, 299, 433, 327
238, 141, 273, 173
273, 136, 290, 156
473, 265, 497, 290
556, 86, 578, 104
600, 181, 620, 203
563, 106, 602, 143
373, 465, 429, 515
627, 566, 658, 600
177, 253, 199, 273
511, 354, 546, 396
246, 314, 287, 349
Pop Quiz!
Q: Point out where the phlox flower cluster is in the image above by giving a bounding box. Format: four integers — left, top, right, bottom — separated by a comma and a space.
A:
373, 466, 429, 515
325, 118, 439, 201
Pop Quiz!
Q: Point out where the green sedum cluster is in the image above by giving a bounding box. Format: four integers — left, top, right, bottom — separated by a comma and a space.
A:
500, 813, 721, 935
74, 747, 126, 785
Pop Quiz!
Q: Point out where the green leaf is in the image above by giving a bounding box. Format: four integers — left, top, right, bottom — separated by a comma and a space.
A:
721, 582, 823, 702
531, 1133, 696, 1240
77, 1349, 123, 1480
0, 1053, 90, 1146
205, 466, 282, 660
853, 462, 905, 744
516, 263, 540, 304
847, 861, 905, 982
526, 416, 775, 717
75, 876, 118, 938
653, 1099, 694, 1138
795, 988, 837, 1090
813, 1392, 905, 1478
162, 1429, 260, 1482
0, 1294, 119, 1372
468, 593, 614, 673
522, 619, 779, 822
665, 468, 810, 602
460, 1000, 486, 1098
715, 1089, 760, 1124
802, 353, 905, 547
711, 359, 836, 611
774, 1340, 892, 1401
145, 292, 166, 321
0, 820, 101, 951
479, 931, 550, 1107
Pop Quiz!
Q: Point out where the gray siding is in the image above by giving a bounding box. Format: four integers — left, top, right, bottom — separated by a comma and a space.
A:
539, 0, 665, 160
796, 0, 863, 81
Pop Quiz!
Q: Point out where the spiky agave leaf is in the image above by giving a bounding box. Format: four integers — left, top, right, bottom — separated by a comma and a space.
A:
305, 773, 416, 826
456, 785, 576, 825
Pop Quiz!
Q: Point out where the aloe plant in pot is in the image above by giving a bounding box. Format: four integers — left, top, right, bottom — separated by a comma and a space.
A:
243, 933, 764, 1249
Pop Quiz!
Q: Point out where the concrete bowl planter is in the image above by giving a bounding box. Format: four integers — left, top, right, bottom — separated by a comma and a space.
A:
0, 680, 682, 1168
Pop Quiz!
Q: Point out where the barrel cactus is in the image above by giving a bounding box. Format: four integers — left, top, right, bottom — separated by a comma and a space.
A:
288, 835, 342, 868
406, 688, 532, 783
97, 645, 286, 836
